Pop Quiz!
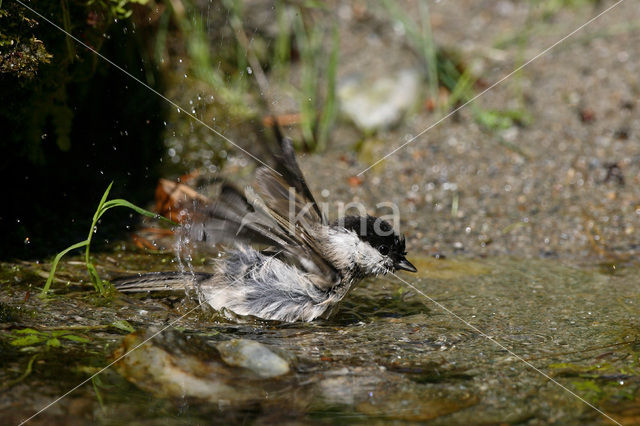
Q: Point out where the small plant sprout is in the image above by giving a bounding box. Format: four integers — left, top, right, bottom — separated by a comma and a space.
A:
43, 182, 176, 296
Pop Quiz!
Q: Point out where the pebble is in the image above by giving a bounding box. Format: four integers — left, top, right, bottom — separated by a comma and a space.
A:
216, 339, 290, 378
338, 69, 421, 132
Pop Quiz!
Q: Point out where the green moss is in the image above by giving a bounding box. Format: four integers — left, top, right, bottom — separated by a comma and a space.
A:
0, 1, 143, 163
0, 7, 51, 77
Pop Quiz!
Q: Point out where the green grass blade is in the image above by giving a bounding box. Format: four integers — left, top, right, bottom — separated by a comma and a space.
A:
61, 334, 91, 343
447, 69, 475, 108
111, 319, 136, 333
93, 182, 114, 223
85, 183, 114, 295
44, 183, 176, 297
316, 25, 339, 152
100, 199, 176, 225
419, 1, 439, 104
42, 239, 89, 296
86, 262, 105, 295
293, 11, 316, 147
10, 335, 44, 347
274, 0, 291, 76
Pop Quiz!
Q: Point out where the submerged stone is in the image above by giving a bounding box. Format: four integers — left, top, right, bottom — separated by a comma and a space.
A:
112, 329, 290, 404
216, 339, 290, 378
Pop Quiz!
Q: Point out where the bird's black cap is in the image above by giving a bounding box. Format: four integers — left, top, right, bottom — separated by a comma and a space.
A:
335, 215, 417, 273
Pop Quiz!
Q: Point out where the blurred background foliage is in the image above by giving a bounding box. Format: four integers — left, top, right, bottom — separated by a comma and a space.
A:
0, 0, 601, 259
0, 0, 344, 259
0, 0, 165, 259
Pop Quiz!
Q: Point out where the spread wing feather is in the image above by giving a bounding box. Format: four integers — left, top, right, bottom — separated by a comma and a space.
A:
188, 183, 339, 287
188, 184, 296, 250
187, 129, 341, 288
267, 126, 326, 224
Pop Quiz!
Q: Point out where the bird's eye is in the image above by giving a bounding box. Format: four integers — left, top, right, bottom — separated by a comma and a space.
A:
378, 245, 389, 255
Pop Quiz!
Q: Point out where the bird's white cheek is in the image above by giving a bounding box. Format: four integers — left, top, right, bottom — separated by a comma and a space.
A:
355, 243, 386, 275
383, 258, 395, 273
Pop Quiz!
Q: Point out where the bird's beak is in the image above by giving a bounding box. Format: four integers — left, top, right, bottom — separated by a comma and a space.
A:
395, 257, 417, 273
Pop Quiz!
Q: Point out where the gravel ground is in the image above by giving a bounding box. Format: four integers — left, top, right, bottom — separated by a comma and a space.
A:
280, 0, 640, 264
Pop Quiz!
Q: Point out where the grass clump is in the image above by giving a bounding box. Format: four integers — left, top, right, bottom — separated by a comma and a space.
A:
43, 183, 175, 296
292, 10, 339, 152
381, 0, 533, 133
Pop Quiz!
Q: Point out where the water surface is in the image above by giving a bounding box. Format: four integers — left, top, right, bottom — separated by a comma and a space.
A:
1, 254, 638, 424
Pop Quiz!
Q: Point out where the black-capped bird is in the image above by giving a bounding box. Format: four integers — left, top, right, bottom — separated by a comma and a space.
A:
115, 127, 416, 322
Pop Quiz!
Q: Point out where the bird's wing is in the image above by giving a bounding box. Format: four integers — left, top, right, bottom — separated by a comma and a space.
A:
252, 167, 340, 278
187, 124, 339, 289
188, 184, 295, 249
187, 183, 341, 289
254, 167, 322, 233
265, 125, 327, 224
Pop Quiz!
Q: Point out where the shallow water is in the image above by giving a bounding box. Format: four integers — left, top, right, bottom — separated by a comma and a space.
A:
1, 253, 639, 425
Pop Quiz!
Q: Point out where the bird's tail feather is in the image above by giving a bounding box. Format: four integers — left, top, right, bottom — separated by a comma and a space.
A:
113, 271, 213, 293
